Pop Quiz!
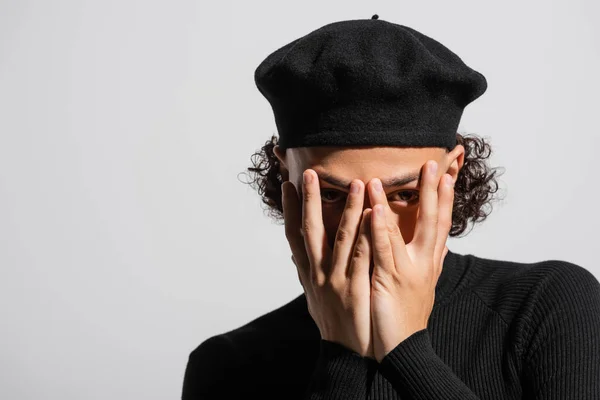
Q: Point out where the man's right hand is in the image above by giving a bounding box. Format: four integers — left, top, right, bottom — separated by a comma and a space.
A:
281, 169, 375, 360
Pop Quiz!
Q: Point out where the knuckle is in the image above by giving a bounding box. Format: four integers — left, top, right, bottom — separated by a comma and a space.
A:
302, 220, 312, 236
317, 275, 331, 288
311, 270, 339, 291
327, 274, 346, 291
387, 223, 400, 237
335, 226, 352, 244
422, 208, 438, 222
309, 268, 326, 287
352, 243, 368, 260
374, 240, 389, 254
303, 189, 314, 203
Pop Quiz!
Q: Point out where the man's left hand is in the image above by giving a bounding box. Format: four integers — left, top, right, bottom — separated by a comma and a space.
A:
367, 160, 455, 363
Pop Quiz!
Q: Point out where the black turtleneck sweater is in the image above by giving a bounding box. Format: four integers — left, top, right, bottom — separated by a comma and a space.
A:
181, 249, 600, 399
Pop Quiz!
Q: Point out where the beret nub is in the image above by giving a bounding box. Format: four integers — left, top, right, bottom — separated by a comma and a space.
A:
254, 16, 487, 151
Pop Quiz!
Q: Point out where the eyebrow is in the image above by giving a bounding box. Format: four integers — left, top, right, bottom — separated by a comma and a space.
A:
316, 170, 422, 189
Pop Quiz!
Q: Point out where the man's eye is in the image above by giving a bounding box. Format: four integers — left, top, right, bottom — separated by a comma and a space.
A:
320, 189, 420, 204
391, 190, 420, 204
320, 189, 346, 203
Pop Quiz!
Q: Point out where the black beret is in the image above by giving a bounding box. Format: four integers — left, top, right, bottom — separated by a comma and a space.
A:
254, 14, 487, 151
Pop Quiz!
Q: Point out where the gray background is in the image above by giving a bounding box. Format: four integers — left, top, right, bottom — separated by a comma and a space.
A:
1, 1, 598, 399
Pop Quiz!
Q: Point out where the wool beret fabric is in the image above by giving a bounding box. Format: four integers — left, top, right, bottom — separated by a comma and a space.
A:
254, 14, 487, 151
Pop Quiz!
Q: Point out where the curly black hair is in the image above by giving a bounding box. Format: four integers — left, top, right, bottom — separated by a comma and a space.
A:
238, 133, 505, 237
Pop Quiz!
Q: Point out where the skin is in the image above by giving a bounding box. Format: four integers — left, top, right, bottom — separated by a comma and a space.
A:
274, 145, 464, 250
274, 144, 465, 362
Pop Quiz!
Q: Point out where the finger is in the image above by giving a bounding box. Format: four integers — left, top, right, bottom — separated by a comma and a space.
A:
346, 208, 372, 280
292, 254, 307, 291
367, 178, 410, 267
282, 181, 311, 285
433, 173, 454, 276
413, 160, 440, 256
330, 179, 365, 283
370, 204, 396, 274
440, 245, 449, 273
301, 169, 330, 282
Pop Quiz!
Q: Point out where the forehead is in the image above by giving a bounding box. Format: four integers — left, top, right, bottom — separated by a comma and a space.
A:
289, 146, 444, 173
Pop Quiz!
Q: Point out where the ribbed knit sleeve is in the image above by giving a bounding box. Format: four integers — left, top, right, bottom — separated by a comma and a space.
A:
520, 262, 600, 398
303, 339, 377, 400
378, 328, 482, 399
181, 255, 600, 399
376, 262, 600, 400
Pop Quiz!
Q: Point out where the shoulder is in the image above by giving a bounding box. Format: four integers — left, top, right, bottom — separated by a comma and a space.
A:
515, 259, 600, 369
182, 334, 236, 398
462, 254, 599, 328
182, 293, 319, 398
466, 253, 599, 304
515, 259, 600, 329
460, 255, 600, 393
188, 292, 315, 357
506, 257, 600, 305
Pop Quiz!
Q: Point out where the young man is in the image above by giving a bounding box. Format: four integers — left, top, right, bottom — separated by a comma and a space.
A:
182, 15, 600, 399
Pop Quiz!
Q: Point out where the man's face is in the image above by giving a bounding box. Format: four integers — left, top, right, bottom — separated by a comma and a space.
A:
274, 145, 464, 250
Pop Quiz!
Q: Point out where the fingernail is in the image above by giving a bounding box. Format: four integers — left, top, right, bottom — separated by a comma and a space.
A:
375, 204, 384, 216
303, 171, 312, 184
445, 175, 453, 186
430, 161, 438, 175
373, 179, 383, 192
